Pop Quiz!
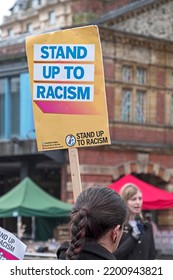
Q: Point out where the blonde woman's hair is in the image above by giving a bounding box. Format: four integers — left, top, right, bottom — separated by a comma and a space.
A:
120, 183, 141, 202
119, 183, 143, 220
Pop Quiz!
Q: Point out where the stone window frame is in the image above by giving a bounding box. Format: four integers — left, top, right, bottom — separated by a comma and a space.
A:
122, 65, 133, 83
121, 88, 132, 122
121, 87, 147, 124
135, 89, 146, 123
121, 64, 147, 124
8, 28, 14, 38
49, 11, 56, 26
136, 67, 147, 85
122, 64, 147, 85
26, 23, 33, 33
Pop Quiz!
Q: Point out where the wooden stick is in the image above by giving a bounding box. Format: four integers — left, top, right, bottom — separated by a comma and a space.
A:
68, 147, 82, 202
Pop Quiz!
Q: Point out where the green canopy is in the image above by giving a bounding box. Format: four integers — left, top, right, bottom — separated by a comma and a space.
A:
0, 177, 72, 218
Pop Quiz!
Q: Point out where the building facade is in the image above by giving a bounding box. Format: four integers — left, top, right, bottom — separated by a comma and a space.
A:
0, 0, 173, 236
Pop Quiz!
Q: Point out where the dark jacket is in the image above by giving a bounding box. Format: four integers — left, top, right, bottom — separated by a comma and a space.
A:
114, 221, 156, 260
57, 240, 116, 260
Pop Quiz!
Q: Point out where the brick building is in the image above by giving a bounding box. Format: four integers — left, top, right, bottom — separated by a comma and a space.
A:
0, 0, 173, 237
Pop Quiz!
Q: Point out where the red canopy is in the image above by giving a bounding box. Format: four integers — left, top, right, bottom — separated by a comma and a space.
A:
108, 174, 173, 210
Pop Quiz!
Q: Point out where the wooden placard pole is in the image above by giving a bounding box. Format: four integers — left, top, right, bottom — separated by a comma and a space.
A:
68, 147, 82, 202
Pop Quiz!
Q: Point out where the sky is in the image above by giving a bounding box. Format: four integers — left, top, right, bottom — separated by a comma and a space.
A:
0, 0, 16, 24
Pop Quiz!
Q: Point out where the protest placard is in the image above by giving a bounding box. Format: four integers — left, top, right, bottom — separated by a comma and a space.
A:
26, 25, 110, 151
0, 227, 26, 260
26, 25, 110, 200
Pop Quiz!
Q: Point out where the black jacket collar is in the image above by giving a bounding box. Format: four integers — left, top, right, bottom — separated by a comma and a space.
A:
57, 240, 116, 260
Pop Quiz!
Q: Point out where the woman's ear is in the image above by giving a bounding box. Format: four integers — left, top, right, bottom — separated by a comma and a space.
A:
112, 225, 123, 250
111, 225, 119, 240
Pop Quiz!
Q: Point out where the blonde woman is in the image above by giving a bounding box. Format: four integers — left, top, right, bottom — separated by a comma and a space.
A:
114, 183, 156, 260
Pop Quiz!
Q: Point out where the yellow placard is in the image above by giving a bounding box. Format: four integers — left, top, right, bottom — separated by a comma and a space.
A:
26, 25, 111, 151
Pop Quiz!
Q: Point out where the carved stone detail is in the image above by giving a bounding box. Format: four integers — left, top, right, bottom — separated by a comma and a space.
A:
136, 153, 149, 173
112, 2, 173, 41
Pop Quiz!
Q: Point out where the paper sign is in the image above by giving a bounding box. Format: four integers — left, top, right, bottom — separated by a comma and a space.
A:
0, 227, 27, 260
26, 25, 111, 151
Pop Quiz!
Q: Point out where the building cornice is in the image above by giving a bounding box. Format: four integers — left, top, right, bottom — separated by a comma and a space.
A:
99, 25, 173, 52
1, 22, 173, 61
95, 0, 171, 26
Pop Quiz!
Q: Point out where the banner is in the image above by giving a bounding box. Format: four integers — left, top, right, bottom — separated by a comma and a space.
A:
0, 227, 26, 260
26, 25, 110, 151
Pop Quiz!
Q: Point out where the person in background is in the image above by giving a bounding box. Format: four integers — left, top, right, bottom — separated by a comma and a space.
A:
114, 183, 156, 260
57, 186, 127, 260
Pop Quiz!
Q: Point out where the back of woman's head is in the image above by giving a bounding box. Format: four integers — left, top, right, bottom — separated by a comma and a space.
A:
66, 186, 127, 259
120, 183, 141, 203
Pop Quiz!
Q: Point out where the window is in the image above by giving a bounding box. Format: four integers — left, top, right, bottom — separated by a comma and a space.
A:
12, 3, 22, 15
10, 77, 20, 137
171, 95, 173, 125
136, 90, 146, 123
121, 89, 132, 122
0, 79, 5, 139
0, 74, 35, 141
49, 11, 55, 25
27, 23, 33, 33
122, 66, 132, 82
32, 0, 41, 7
120, 65, 147, 124
8, 28, 14, 37
136, 67, 146, 84
13, 5, 19, 13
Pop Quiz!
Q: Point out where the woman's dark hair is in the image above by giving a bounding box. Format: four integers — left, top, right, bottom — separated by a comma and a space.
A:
66, 186, 127, 259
